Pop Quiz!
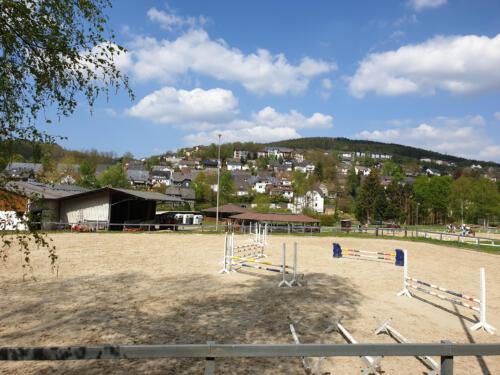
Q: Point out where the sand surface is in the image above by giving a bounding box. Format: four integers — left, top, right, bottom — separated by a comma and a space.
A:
0, 232, 499, 374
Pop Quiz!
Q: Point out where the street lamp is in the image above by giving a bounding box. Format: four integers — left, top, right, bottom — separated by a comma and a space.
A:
215, 134, 222, 231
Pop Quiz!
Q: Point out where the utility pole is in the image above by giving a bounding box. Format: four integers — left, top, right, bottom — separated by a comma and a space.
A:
215, 134, 222, 231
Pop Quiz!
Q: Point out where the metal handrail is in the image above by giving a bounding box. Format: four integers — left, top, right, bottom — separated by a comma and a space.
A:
1, 342, 499, 375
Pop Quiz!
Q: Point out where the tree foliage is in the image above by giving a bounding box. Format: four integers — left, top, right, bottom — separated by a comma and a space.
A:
98, 164, 129, 188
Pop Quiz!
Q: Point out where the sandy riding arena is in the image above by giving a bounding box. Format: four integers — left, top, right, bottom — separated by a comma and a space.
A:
1, 233, 499, 374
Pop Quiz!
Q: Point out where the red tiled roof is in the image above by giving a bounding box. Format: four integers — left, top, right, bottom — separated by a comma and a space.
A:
229, 212, 319, 223
202, 204, 248, 214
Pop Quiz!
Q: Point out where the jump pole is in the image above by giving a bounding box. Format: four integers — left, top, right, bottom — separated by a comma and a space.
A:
398, 252, 495, 334
336, 321, 382, 375
289, 323, 324, 374
375, 319, 439, 375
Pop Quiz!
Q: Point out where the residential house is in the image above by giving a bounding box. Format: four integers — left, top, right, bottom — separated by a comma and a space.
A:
355, 166, 371, 176
164, 186, 196, 209
4, 162, 43, 180
232, 171, 252, 196
294, 189, 325, 213
202, 159, 219, 169
226, 158, 242, 171
150, 166, 172, 186
127, 169, 150, 186
178, 160, 199, 170
270, 186, 294, 201
233, 150, 251, 160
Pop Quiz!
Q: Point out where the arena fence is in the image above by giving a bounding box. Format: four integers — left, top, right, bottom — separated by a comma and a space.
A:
1, 342, 499, 374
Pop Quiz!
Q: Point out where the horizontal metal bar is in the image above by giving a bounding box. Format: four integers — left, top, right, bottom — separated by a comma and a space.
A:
1, 343, 500, 361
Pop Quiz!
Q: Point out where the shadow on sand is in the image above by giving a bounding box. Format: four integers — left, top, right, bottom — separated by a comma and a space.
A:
0, 269, 362, 374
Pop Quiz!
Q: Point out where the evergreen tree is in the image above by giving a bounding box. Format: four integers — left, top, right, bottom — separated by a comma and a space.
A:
354, 171, 385, 223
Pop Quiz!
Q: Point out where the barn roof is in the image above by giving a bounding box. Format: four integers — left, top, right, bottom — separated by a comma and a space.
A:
203, 203, 248, 214
229, 212, 319, 223
5, 181, 89, 199
56, 187, 182, 203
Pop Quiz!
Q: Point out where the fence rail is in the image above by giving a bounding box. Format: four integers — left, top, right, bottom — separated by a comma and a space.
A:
1, 342, 499, 374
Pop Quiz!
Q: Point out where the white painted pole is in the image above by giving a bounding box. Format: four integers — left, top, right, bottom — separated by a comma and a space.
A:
279, 244, 291, 287
397, 250, 411, 297
337, 322, 381, 372
375, 320, 439, 374
471, 267, 496, 334
290, 242, 301, 287
220, 232, 228, 273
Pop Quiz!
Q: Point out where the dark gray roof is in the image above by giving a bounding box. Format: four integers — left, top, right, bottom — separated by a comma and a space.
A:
56, 187, 182, 203
5, 181, 89, 199
127, 169, 150, 182
111, 188, 182, 202
165, 186, 195, 200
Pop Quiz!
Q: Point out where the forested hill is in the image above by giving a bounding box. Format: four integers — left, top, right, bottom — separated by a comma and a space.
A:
267, 137, 500, 167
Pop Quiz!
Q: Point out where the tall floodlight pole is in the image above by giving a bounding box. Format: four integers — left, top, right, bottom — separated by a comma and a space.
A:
215, 134, 222, 231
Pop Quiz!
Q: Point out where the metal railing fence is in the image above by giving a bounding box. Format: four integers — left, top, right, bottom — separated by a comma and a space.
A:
1, 342, 500, 375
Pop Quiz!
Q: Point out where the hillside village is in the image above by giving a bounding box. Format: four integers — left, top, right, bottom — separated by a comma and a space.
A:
2, 139, 500, 228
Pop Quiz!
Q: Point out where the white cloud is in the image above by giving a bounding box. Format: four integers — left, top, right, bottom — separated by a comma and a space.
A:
126, 87, 238, 125
126, 86, 333, 144
250, 106, 332, 129
409, 0, 447, 11
147, 7, 207, 30
123, 29, 335, 95
356, 115, 500, 162
494, 112, 500, 121
322, 78, 333, 90
349, 34, 500, 98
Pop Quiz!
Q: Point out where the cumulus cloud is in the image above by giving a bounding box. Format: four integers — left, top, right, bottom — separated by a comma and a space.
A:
494, 112, 500, 121
122, 29, 335, 95
409, 0, 447, 11
126, 87, 238, 126
349, 34, 500, 98
147, 7, 207, 30
356, 115, 500, 162
126, 86, 333, 144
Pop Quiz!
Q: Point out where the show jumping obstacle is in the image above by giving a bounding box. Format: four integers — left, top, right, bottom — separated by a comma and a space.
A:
375, 319, 439, 375
220, 234, 300, 287
252, 223, 268, 246
398, 250, 495, 334
335, 321, 382, 375
333, 243, 405, 267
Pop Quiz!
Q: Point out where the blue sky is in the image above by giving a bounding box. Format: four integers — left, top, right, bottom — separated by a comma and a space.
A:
48, 0, 500, 161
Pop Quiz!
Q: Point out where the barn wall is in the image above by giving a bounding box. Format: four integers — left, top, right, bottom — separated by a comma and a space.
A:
60, 191, 110, 224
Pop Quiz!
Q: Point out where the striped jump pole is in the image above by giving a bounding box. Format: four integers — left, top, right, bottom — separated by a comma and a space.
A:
398, 254, 495, 334
375, 319, 439, 375
336, 321, 382, 375
333, 243, 405, 267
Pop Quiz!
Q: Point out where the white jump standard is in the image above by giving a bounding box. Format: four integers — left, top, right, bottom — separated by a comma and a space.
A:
398, 250, 495, 334
375, 319, 439, 375
220, 234, 301, 287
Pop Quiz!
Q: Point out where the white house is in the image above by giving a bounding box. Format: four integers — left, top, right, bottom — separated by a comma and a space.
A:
253, 181, 270, 194
355, 166, 371, 176
226, 159, 242, 171
294, 189, 324, 213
